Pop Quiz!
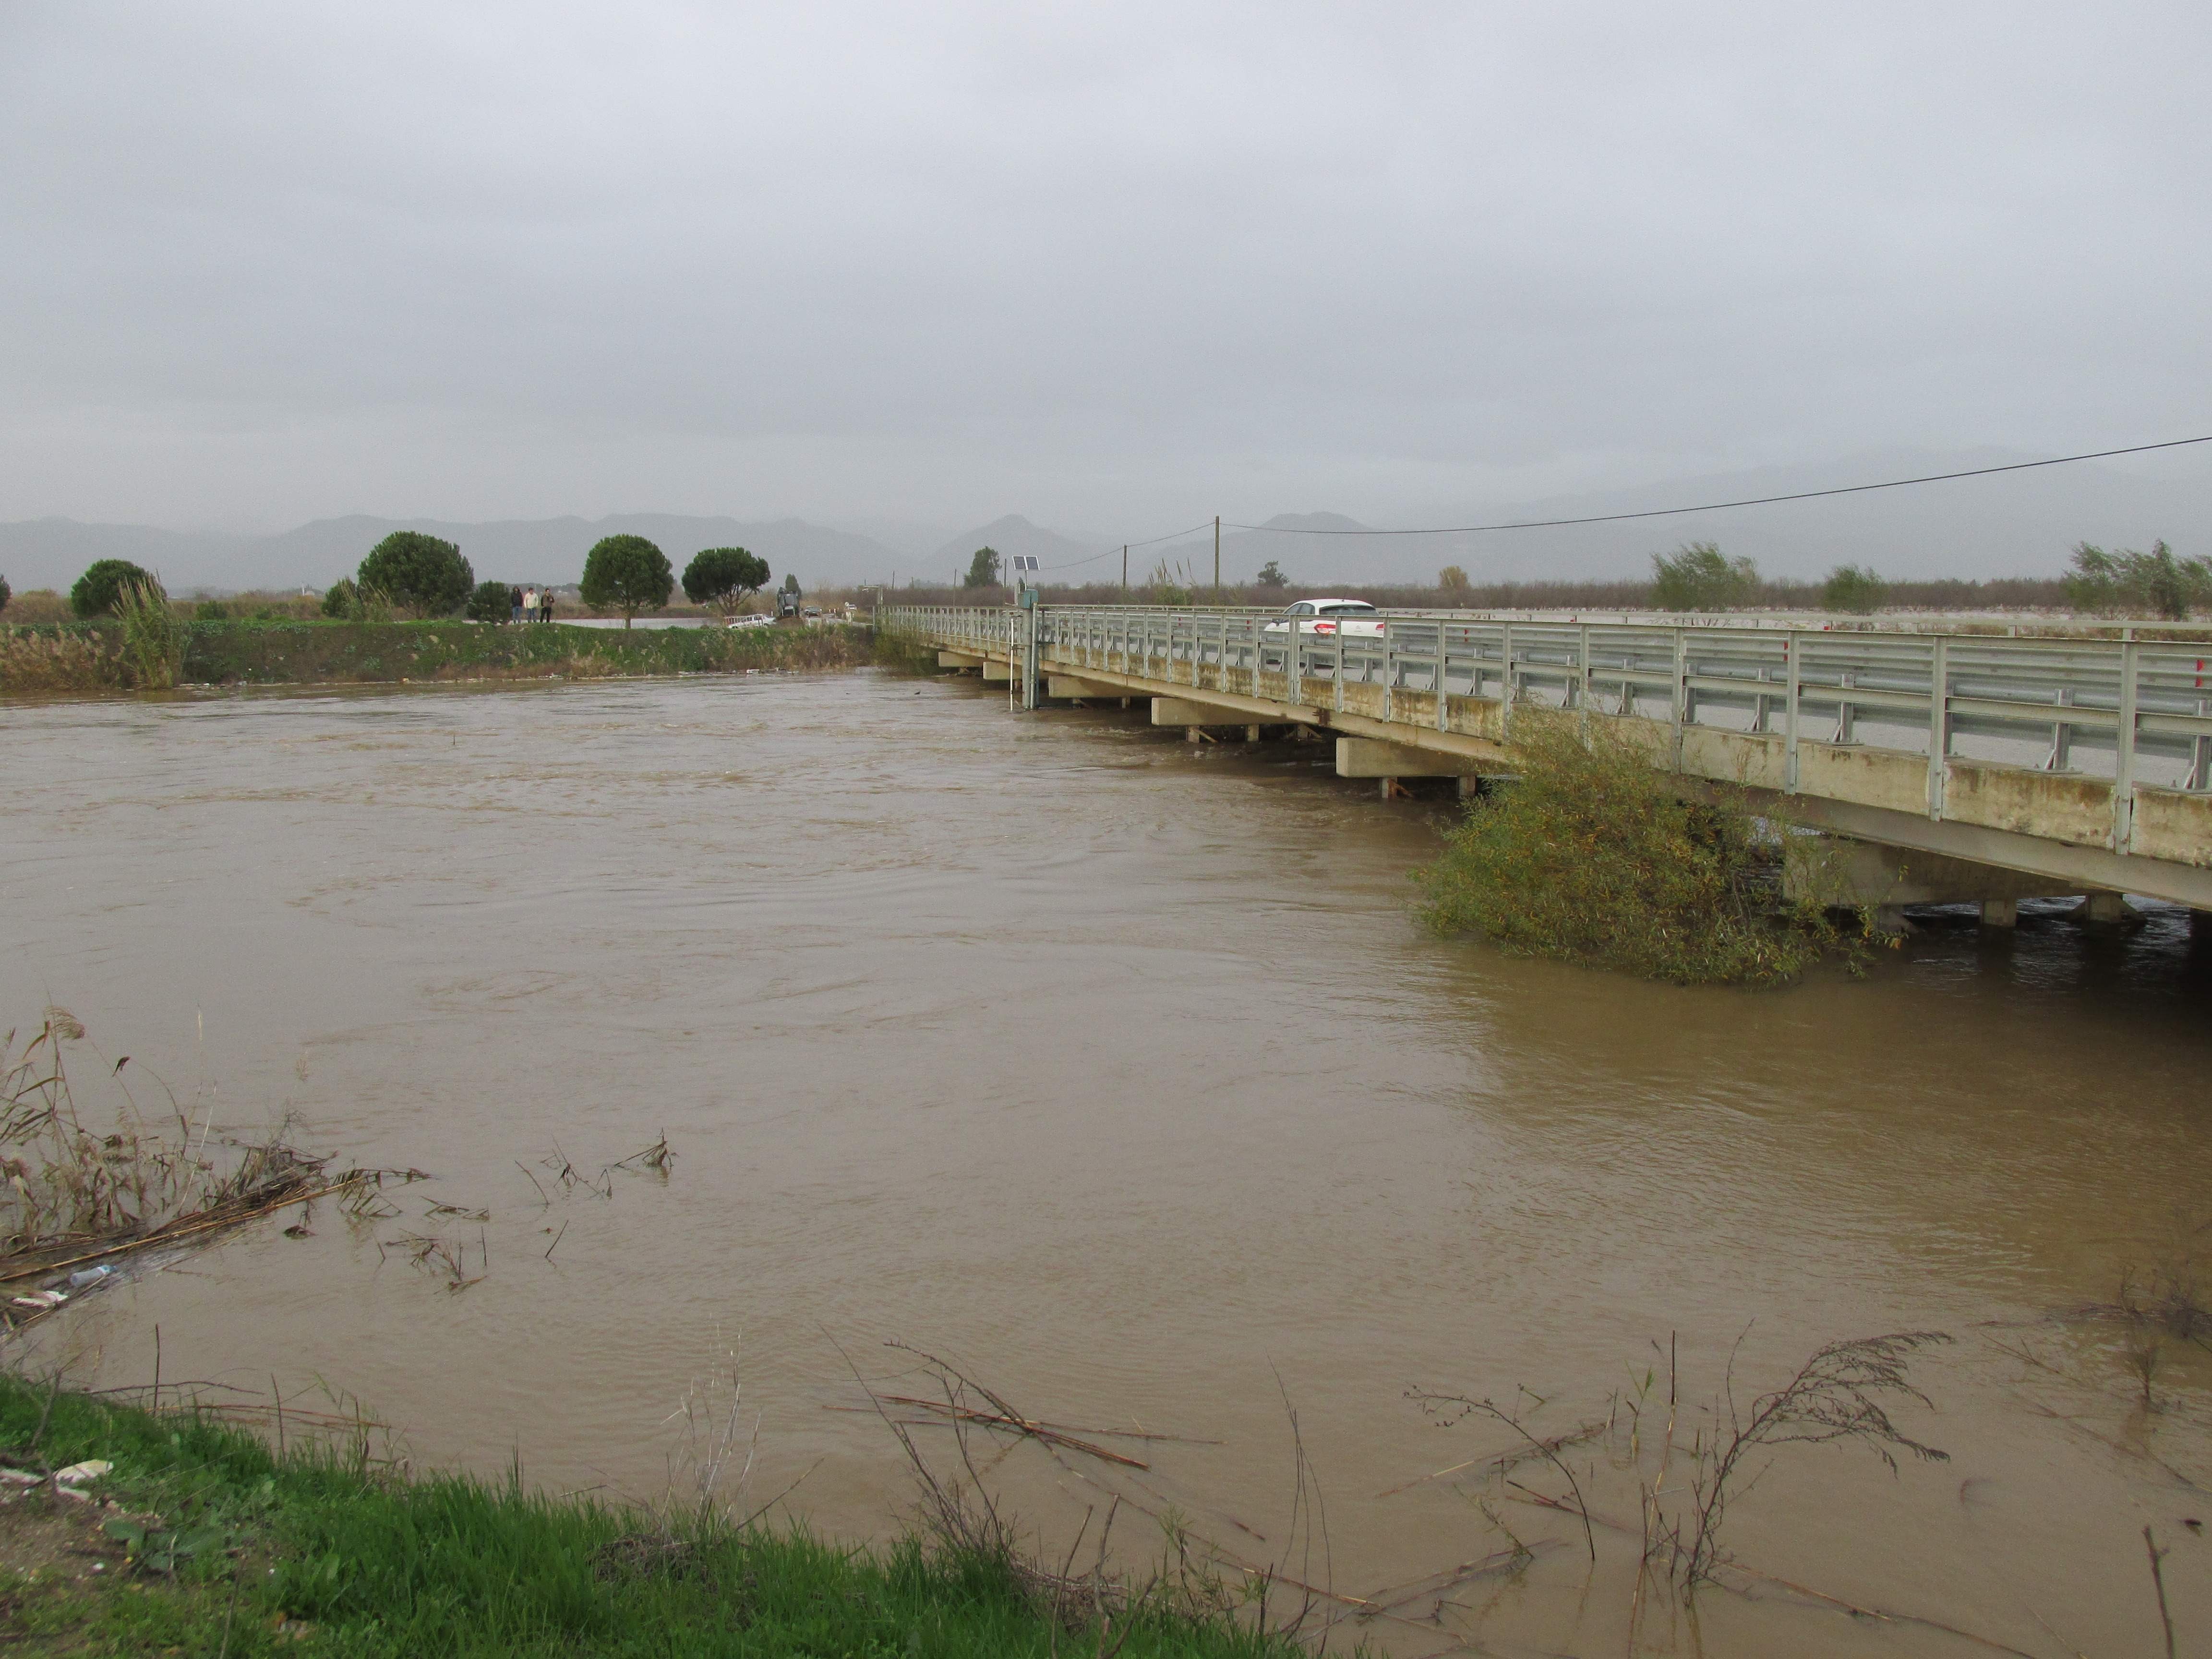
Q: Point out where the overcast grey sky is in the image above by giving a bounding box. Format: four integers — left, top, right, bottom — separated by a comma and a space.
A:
4, 2, 2209, 543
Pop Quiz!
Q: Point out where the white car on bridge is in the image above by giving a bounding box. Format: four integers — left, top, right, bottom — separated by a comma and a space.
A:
1261, 598, 1387, 638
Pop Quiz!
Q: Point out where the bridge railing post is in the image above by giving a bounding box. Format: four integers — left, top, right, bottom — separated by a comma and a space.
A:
2116, 635, 2140, 851
1576, 623, 1591, 741
1381, 617, 1394, 722
1501, 622, 1515, 741
1925, 634, 1949, 819
1784, 630, 1801, 793
1670, 628, 1686, 768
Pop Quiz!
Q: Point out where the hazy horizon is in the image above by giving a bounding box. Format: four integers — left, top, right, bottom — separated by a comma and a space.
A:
5, 4, 2210, 564
6, 439, 2209, 595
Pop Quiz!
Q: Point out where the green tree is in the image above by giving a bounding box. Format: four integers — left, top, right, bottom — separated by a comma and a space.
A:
71, 559, 160, 619
2063, 541, 2208, 620
465, 580, 514, 624
0, 574, 10, 615
1255, 560, 1288, 588
1821, 564, 1888, 614
1651, 542, 1758, 611
682, 546, 770, 614
321, 578, 359, 620
1438, 565, 1470, 598
580, 534, 673, 627
962, 547, 1001, 589
357, 532, 473, 617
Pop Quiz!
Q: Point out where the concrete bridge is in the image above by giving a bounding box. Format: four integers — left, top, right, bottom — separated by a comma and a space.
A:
884, 603, 2212, 925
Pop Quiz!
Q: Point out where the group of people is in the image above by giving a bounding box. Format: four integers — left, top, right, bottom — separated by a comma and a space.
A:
509, 585, 555, 623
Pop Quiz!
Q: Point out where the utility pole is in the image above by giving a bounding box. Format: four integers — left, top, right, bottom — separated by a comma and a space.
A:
1121, 544, 1127, 591
1214, 515, 1221, 602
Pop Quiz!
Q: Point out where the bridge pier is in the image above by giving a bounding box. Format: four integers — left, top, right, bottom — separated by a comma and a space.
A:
1787, 837, 2152, 929
1047, 674, 1130, 700
2069, 891, 2146, 926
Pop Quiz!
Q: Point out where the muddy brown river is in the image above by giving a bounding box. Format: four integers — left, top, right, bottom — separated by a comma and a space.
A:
5, 669, 2210, 1654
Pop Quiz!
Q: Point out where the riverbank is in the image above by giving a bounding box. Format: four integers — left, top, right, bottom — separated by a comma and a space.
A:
0, 618, 871, 695
0, 1377, 1291, 1658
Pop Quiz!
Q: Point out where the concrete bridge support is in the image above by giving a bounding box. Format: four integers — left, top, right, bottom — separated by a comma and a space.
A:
1334, 737, 1491, 801
1785, 837, 2139, 931
938, 651, 984, 671
1046, 674, 1136, 704
1150, 697, 1281, 744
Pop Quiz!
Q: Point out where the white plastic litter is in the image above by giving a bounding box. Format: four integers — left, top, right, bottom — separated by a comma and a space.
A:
65, 1265, 115, 1290
9, 1291, 65, 1310
53, 1460, 111, 1486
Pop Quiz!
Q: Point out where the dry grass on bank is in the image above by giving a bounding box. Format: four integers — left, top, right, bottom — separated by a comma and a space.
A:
0, 1012, 377, 1322
0, 629, 119, 693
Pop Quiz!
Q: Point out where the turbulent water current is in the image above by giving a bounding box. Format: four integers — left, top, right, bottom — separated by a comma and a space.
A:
5, 670, 2211, 1654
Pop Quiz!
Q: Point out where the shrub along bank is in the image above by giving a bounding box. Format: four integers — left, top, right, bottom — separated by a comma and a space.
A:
1414, 714, 1882, 986
0, 1379, 1292, 1659
0, 619, 870, 695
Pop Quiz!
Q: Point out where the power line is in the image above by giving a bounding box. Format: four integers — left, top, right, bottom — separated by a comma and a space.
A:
1038, 519, 1216, 571
1223, 434, 2212, 537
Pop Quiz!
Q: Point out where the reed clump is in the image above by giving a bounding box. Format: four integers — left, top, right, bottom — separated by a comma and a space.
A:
1414, 714, 1876, 985
0, 1011, 364, 1302
0, 628, 120, 693
115, 579, 185, 689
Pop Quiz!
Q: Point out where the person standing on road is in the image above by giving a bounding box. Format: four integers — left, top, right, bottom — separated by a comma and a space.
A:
509, 584, 523, 622
542, 588, 554, 623
523, 585, 538, 623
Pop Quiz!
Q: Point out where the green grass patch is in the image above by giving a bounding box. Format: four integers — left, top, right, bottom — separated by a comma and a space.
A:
0, 1379, 1302, 1658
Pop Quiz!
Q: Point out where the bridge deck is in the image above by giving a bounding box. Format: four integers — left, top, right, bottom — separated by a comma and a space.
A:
887, 604, 2212, 909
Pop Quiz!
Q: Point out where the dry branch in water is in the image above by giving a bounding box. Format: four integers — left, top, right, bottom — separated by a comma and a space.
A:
1686, 1330, 1952, 1585
0, 1010, 392, 1314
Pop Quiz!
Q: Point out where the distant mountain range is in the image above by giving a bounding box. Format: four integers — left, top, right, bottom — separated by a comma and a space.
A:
5, 448, 2208, 595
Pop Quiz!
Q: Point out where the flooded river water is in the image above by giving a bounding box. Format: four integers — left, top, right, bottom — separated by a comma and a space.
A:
5, 669, 2211, 1654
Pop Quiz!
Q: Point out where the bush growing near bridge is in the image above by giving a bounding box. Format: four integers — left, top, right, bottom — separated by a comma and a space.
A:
1415, 715, 1870, 986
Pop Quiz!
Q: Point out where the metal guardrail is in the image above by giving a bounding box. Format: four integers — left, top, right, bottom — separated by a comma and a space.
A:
886, 605, 2212, 851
